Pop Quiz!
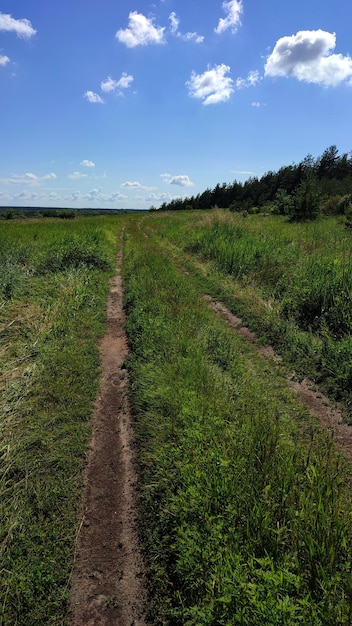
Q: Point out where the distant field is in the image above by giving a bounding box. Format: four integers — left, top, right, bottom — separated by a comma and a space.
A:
1, 210, 352, 625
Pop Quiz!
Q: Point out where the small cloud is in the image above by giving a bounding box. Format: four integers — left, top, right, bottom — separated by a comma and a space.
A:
122, 181, 142, 188
186, 64, 234, 105
169, 12, 179, 34
169, 12, 204, 43
215, 0, 243, 35
0, 12, 36, 39
43, 172, 57, 180
161, 173, 194, 187
251, 101, 264, 107
265, 29, 352, 87
69, 192, 81, 202
236, 70, 261, 89
81, 160, 95, 168
0, 55, 10, 66
68, 171, 87, 180
101, 73, 134, 95
84, 188, 127, 203
84, 90, 104, 104
116, 11, 165, 48
23, 173, 38, 183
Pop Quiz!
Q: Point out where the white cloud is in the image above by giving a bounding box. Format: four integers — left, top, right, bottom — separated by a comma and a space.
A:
169, 12, 204, 43
265, 30, 352, 87
251, 101, 262, 107
81, 160, 95, 168
69, 192, 81, 202
0, 12, 36, 39
236, 70, 261, 89
215, 0, 243, 35
68, 171, 87, 180
84, 188, 127, 203
122, 181, 142, 188
116, 12, 165, 48
101, 73, 134, 95
145, 192, 176, 203
84, 90, 104, 104
169, 12, 179, 34
0, 55, 10, 66
121, 180, 156, 191
1, 172, 58, 185
161, 173, 194, 187
0, 173, 39, 186
186, 64, 234, 105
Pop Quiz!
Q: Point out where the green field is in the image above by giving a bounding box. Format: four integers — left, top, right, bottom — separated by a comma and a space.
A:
1, 210, 352, 624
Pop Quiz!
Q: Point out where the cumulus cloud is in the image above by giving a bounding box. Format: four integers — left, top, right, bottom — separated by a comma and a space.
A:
1, 172, 58, 185
84, 188, 127, 203
101, 73, 134, 95
265, 30, 352, 87
81, 160, 95, 168
169, 12, 204, 43
215, 0, 243, 35
116, 12, 165, 48
145, 192, 176, 203
84, 90, 104, 104
122, 181, 142, 188
186, 64, 234, 105
161, 173, 194, 187
0, 12, 36, 38
0, 173, 38, 186
69, 192, 81, 202
236, 70, 261, 89
68, 171, 87, 180
0, 55, 10, 66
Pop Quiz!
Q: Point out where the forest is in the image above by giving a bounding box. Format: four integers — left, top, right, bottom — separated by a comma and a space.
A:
157, 145, 352, 222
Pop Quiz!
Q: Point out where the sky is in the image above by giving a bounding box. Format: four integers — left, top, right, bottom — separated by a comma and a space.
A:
0, 0, 351, 210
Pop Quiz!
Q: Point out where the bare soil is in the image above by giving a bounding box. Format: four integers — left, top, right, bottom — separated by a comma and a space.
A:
205, 295, 352, 461
69, 246, 146, 626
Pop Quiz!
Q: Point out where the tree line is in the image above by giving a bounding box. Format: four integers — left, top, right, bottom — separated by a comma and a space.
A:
155, 146, 352, 221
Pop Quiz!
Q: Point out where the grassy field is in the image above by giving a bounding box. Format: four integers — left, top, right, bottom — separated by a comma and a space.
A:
0, 217, 121, 624
1, 210, 352, 624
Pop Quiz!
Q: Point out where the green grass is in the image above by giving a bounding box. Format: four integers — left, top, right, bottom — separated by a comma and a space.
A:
144, 209, 352, 410
123, 219, 352, 625
1, 210, 352, 625
0, 217, 122, 624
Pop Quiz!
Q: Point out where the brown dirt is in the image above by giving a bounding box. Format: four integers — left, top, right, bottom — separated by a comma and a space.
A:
69, 245, 147, 626
205, 294, 352, 461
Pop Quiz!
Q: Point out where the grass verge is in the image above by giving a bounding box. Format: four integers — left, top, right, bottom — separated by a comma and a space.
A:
0, 217, 121, 624
124, 219, 352, 625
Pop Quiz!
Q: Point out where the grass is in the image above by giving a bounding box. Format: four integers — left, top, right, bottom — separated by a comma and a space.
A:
145, 209, 352, 411
0, 217, 122, 625
123, 218, 352, 625
1, 209, 352, 624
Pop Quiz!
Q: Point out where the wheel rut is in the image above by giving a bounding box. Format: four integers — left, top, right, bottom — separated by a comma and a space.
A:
69, 243, 146, 626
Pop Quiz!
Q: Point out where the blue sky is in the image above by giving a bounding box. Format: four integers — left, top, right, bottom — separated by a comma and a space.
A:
0, 0, 351, 209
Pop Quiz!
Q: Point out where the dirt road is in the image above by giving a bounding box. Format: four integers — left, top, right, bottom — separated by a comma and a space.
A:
69, 245, 146, 626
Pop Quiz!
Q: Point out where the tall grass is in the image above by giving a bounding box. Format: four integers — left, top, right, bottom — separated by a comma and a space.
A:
124, 221, 352, 625
0, 217, 121, 624
150, 210, 352, 409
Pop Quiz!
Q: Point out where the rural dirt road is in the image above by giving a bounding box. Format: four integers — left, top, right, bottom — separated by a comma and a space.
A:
69, 244, 146, 626
206, 295, 352, 460
68, 238, 351, 626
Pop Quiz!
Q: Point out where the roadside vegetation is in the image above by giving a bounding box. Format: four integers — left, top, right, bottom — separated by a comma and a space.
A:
123, 218, 352, 624
0, 218, 120, 625
1, 202, 352, 625
146, 210, 352, 413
